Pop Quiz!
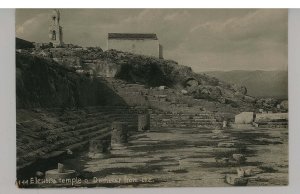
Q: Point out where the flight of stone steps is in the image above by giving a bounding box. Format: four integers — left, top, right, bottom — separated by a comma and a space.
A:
150, 112, 221, 128
16, 106, 139, 171
98, 77, 222, 128
255, 120, 288, 128
98, 77, 220, 114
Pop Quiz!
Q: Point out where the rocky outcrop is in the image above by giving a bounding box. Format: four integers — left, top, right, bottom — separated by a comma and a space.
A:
16, 53, 127, 109
17, 47, 255, 110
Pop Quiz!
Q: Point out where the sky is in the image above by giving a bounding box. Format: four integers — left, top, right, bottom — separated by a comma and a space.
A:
16, 9, 288, 72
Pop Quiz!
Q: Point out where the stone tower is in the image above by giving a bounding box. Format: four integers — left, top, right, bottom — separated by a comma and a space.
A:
49, 9, 63, 47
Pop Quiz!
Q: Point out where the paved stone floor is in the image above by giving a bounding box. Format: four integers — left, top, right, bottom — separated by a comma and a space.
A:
59, 126, 288, 188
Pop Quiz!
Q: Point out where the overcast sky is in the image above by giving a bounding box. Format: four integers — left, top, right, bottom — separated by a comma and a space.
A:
16, 9, 288, 72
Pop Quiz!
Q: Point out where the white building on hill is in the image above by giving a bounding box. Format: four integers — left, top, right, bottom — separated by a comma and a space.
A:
107, 33, 163, 59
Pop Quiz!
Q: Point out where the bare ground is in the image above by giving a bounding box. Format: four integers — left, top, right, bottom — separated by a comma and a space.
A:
58, 126, 288, 187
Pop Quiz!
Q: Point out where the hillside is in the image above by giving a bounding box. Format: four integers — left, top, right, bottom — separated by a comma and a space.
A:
26, 48, 256, 109
16, 52, 127, 109
204, 70, 288, 99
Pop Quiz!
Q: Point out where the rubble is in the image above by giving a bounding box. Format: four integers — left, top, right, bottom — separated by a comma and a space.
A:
218, 142, 235, 148
225, 174, 248, 186
237, 168, 252, 177
232, 154, 247, 164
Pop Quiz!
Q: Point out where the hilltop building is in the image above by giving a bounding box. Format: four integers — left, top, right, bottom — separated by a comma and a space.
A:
49, 9, 64, 47
107, 33, 163, 59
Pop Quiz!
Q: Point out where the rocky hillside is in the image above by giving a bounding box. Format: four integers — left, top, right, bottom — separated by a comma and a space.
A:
16, 52, 127, 109
50, 48, 253, 108
204, 70, 288, 99
18, 45, 282, 110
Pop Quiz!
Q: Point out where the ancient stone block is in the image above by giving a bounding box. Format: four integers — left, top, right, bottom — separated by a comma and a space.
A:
255, 113, 288, 122
232, 154, 246, 163
88, 139, 110, 158
36, 171, 44, 178
237, 168, 245, 177
138, 114, 150, 131
222, 120, 227, 128
215, 157, 229, 164
235, 112, 254, 124
111, 122, 128, 149
237, 167, 252, 177
58, 163, 65, 173
225, 174, 248, 186
45, 163, 76, 180
280, 100, 288, 110
45, 169, 76, 180
158, 86, 166, 90
181, 89, 188, 95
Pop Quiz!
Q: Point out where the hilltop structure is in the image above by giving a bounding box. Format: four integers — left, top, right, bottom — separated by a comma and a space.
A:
49, 9, 64, 47
107, 33, 163, 59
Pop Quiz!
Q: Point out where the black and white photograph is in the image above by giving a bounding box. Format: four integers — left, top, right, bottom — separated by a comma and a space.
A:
14, 8, 288, 188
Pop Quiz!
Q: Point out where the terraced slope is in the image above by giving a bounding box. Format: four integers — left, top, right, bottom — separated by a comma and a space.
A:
16, 106, 139, 172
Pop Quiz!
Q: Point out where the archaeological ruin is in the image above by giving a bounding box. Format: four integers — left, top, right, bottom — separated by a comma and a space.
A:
15, 9, 288, 188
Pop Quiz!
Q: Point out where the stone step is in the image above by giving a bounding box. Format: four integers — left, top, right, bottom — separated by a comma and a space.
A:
151, 117, 216, 121
256, 121, 288, 125
150, 124, 219, 128
19, 127, 111, 163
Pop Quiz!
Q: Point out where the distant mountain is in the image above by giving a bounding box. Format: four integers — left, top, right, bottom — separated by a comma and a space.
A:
203, 70, 288, 98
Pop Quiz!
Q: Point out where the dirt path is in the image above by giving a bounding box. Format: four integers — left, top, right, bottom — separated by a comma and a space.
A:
60, 126, 288, 187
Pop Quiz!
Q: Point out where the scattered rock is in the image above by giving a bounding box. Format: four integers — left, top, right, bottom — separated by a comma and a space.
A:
232, 154, 247, 163
185, 79, 199, 87
158, 85, 166, 90
212, 129, 223, 134
225, 174, 248, 186
215, 157, 229, 164
66, 149, 73, 155
181, 89, 188, 95
58, 163, 65, 173
237, 167, 252, 177
222, 120, 227, 128
218, 142, 235, 148
36, 171, 44, 178
280, 100, 288, 110
243, 95, 256, 103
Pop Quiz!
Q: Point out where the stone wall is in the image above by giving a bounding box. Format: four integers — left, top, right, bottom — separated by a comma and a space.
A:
150, 112, 221, 128
255, 113, 288, 122
53, 56, 81, 67
108, 39, 160, 58
234, 112, 254, 124
83, 60, 120, 77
